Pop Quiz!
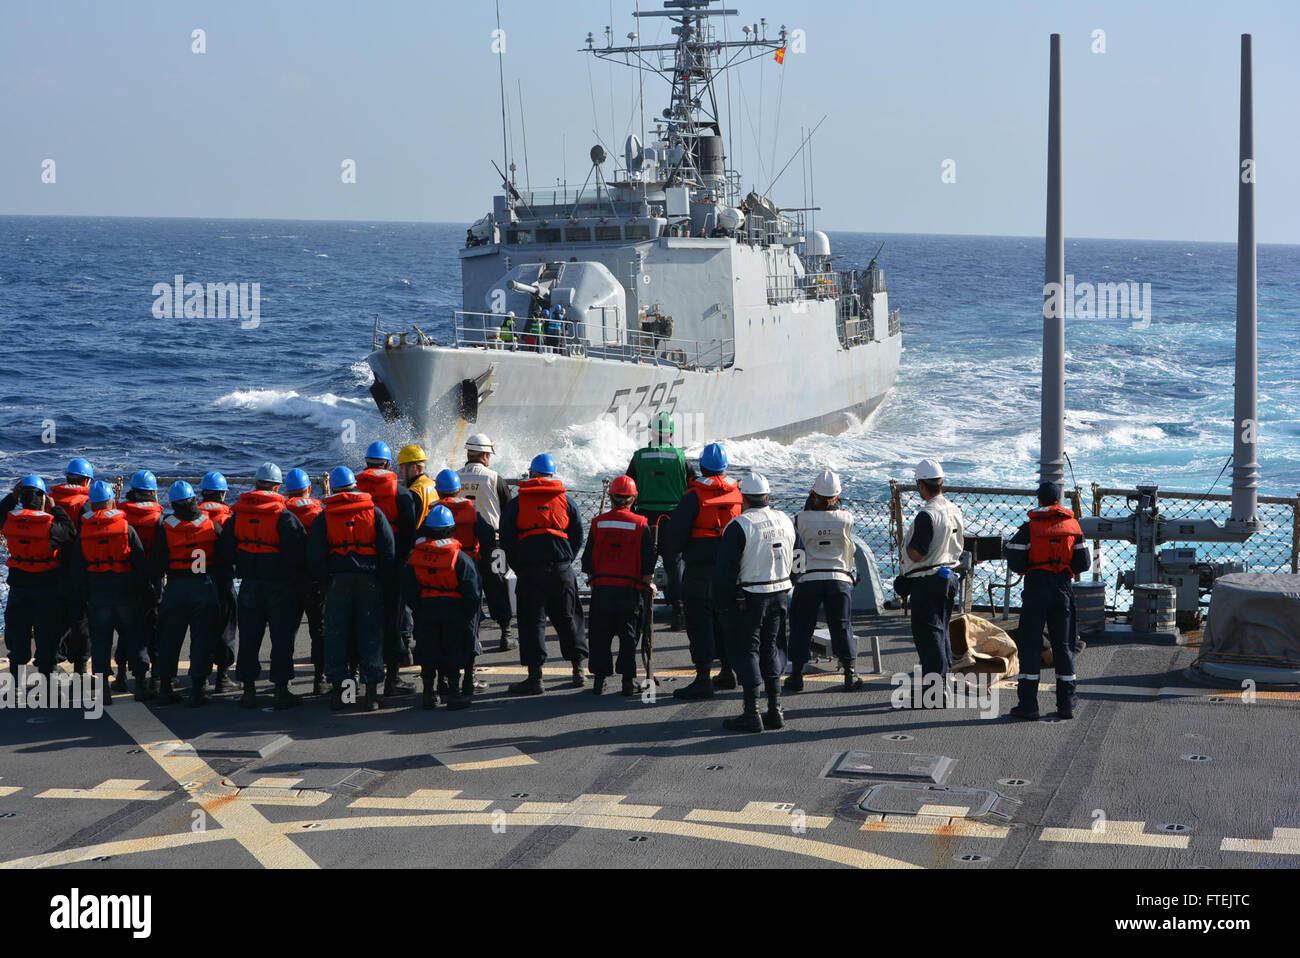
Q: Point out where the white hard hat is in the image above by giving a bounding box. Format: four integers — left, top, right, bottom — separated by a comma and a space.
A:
915, 459, 945, 481
466, 434, 495, 454
812, 470, 842, 498
740, 473, 771, 496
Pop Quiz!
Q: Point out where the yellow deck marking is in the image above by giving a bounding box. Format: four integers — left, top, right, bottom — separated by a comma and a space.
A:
512, 793, 661, 819
441, 754, 538, 771
860, 814, 1011, 839
1039, 820, 1188, 849
685, 802, 832, 829
283, 811, 919, 869
103, 699, 319, 869
0, 788, 19, 798
349, 789, 494, 812
37, 778, 171, 802
917, 804, 971, 818
1220, 827, 1300, 855
0, 828, 231, 869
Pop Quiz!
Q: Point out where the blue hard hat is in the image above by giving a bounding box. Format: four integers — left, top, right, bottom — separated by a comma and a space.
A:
365, 441, 392, 462
529, 453, 556, 476
169, 481, 196, 503
284, 469, 311, 494
255, 462, 283, 484
129, 470, 158, 492
200, 471, 228, 492
700, 442, 728, 473
88, 480, 115, 504
423, 504, 455, 530
330, 466, 356, 490
67, 458, 94, 479
434, 468, 462, 493
541, 308, 551, 318
19, 475, 47, 494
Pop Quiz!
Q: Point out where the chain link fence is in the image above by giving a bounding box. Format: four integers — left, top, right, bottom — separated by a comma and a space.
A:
4, 475, 1298, 629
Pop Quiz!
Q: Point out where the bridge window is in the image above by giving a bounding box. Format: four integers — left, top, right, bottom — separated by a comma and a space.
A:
595, 225, 623, 242
564, 226, 592, 243
536, 228, 562, 244
507, 229, 534, 245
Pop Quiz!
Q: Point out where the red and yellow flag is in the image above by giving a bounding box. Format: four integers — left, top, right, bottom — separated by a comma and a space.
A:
774, 47, 786, 65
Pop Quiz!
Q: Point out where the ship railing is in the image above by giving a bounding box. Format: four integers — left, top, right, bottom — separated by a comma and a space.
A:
451, 311, 735, 370
767, 271, 838, 305
888, 308, 901, 337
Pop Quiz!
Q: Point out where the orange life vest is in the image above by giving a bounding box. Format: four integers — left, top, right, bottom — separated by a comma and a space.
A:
323, 492, 378, 557
2, 509, 60, 573
440, 496, 480, 559
80, 509, 132, 575
120, 500, 163, 551
356, 469, 399, 522
51, 483, 90, 530
590, 508, 648, 588
199, 500, 232, 525
408, 537, 462, 599
1027, 504, 1084, 574
232, 490, 286, 554
286, 496, 322, 531
164, 514, 218, 572
689, 476, 742, 539
517, 478, 570, 541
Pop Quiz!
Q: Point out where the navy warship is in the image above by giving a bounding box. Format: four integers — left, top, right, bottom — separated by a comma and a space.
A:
367, 0, 902, 467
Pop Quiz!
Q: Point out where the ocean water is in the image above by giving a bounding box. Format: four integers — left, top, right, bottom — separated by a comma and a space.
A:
1, 216, 1297, 502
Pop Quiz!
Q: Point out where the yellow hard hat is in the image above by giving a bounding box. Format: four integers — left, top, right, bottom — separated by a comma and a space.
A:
397, 444, 427, 465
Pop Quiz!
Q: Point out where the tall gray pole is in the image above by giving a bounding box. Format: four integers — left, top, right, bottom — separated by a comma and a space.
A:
1231, 34, 1260, 525
1040, 34, 1066, 488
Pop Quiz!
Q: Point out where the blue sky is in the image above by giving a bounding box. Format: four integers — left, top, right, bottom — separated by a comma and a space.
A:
2, 0, 1297, 242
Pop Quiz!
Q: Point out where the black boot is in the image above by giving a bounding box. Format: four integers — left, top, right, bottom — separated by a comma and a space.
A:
842, 659, 864, 691
497, 623, 517, 653
508, 665, 544, 696
133, 674, 156, 702
188, 678, 210, 708
329, 686, 347, 711
571, 660, 587, 689
97, 673, 114, 707
446, 669, 471, 711
762, 678, 785, 730
157, 678, 183, 705
421, 675, 437, 711
712, 665, 737, 690
313, 672, 332, 696
112, 664, 129, 693
1056, 680, 1079, 720
384, 664, 415, 697
722, 686, 763, 733
621, 675, 637, 697
274, 683, 302, 710
239, 680, 258, 709
669, 603, 684, 631
783, 664, 805, 692
436, 671, 449, 703
592, 675, 606, 695
673, 667, 714, 700
364, 681, 382, 712
1009, 677, 1041, 720
213, 666, 233, 694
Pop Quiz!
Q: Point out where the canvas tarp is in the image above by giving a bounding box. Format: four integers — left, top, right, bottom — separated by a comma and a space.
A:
1201, 573, 1300, 668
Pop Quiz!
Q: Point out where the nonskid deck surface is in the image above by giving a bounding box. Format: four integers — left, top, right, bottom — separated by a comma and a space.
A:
0, 610, 1296, 870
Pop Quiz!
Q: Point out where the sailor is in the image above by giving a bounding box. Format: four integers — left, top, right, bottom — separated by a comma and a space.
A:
548, 304, 567, 349
457, 433, 516, 652
151, 481, 227, 706
358, 441, 417, 693
625, 411, 695, 630
68, 481, 149, 707
219, 462, 308, 711
309, 467, 397, 712
500, 312, 517, 349
403, 505, 482, 711
525, 310, 544, 351
897, 460, 964, 706
118, 470, 164, 698
786, 470, 863, 692
581, 475, 656, 696
389, 444, 440, 694
1005, 482, 1091, 720
667, 442, 742, 699
433, 469, 493, 699
283, 469, 330, 696
0, 476, 76, 681
50, 458, 94, 674
499, 453, 587, 694
198, 471, 237, 692
713, 473, 797, 732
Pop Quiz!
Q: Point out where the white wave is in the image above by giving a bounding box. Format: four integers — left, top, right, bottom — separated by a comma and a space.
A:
212, 388, 373, 432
